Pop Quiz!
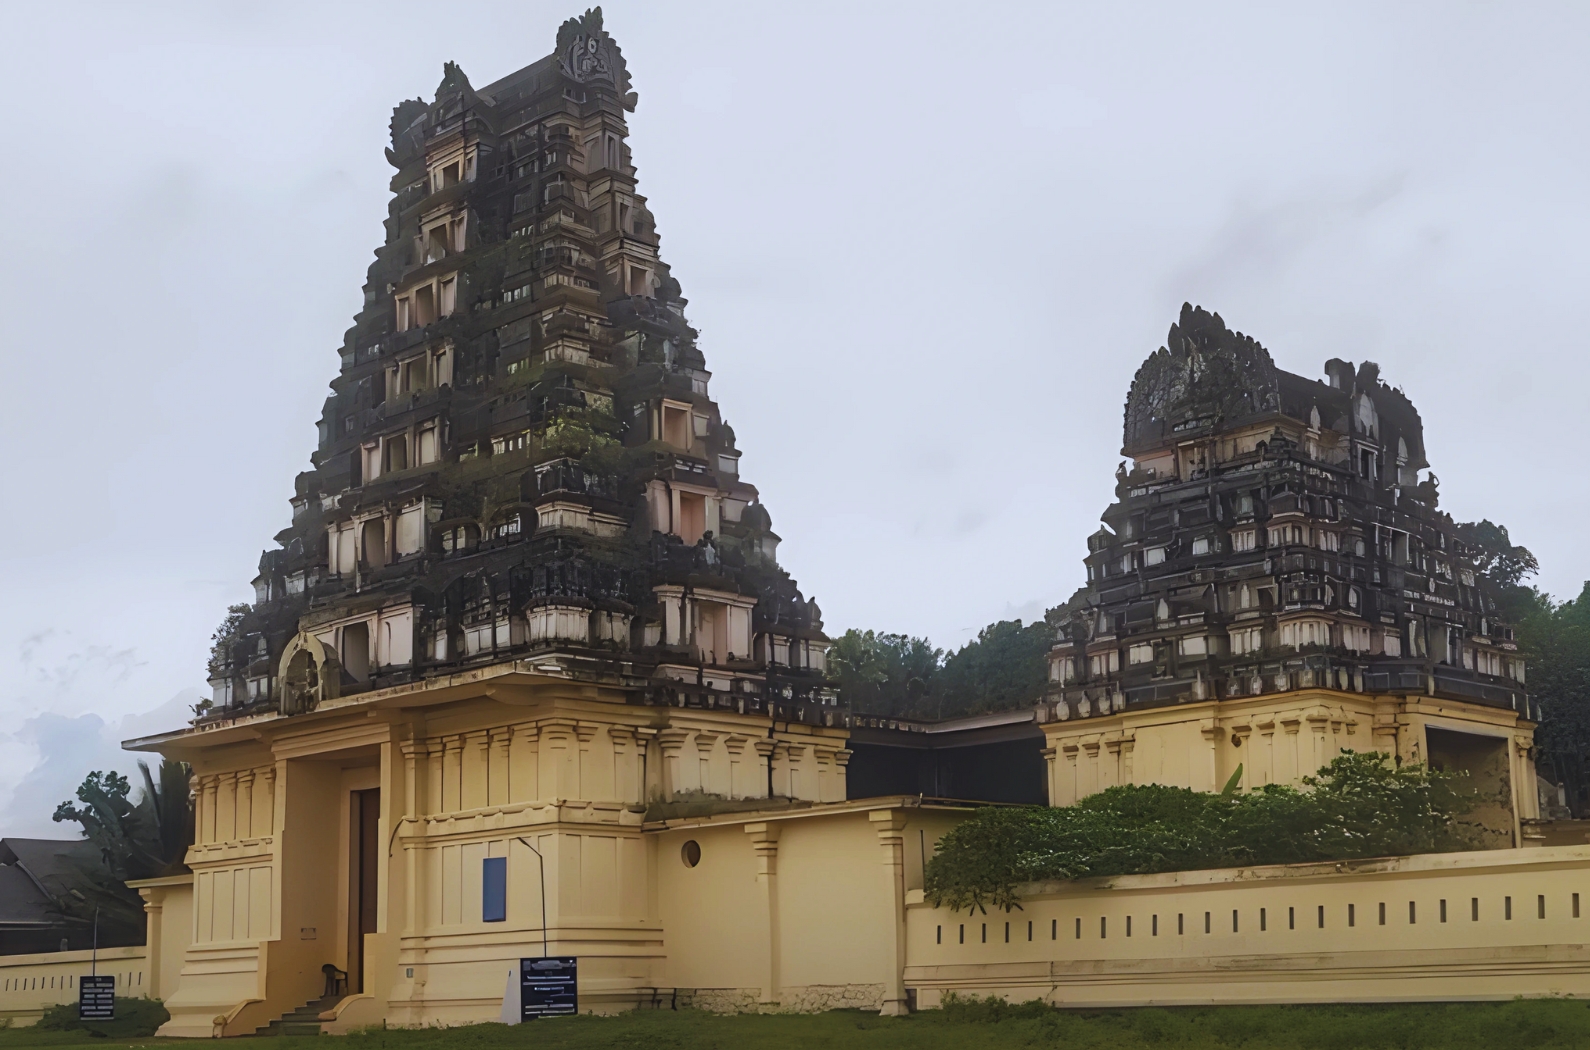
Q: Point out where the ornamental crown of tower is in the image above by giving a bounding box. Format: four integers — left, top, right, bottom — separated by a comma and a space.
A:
1045, 303, 1529, 721
206, 8, 832, 722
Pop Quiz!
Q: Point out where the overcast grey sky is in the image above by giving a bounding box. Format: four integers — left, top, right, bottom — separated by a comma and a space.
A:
2, 1, 1587, 835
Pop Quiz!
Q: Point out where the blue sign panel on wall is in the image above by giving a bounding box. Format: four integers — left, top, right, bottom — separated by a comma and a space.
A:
482, 856, 507, 922
519, 956, 577, 1019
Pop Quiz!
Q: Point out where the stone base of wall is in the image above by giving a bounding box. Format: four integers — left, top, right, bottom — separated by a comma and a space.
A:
779, 983, 885, 1012
678, 988, 763, 1013
679, 984, 885, 1013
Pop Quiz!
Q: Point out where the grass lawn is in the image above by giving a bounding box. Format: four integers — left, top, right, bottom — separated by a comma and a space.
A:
8, 997, 1590, 1049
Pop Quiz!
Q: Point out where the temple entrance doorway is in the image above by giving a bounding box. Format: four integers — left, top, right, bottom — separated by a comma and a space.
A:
349, 788, 380, 993
1427, 727, 1514, 847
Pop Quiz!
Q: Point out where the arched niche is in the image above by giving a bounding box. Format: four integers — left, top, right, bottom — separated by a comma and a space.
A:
276, 632, 344, 715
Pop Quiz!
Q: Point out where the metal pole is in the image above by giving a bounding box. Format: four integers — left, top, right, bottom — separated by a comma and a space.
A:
91, 905, 99, 977
515, 837, 549, 959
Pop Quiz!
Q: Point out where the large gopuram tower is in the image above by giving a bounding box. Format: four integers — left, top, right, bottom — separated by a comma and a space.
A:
207, 10, 831, 721
1041, 304, 1539, 841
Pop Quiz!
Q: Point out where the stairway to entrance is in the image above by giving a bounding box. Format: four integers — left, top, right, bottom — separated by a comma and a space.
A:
256, 996, 339, 1037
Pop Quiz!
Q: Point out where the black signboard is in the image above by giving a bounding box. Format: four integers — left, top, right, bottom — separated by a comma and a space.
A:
519, 956, 577, 1019
78, 975, 115, 1021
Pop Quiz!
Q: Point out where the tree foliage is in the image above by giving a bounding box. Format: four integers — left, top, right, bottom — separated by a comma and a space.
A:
207, 602, 250, 676
1455, 519, 1540, 592
830, 618, 1053, 719
936, 620, 1054, 717
1451, 518, 1590, 815
924, 751, 1482, 913
50, 759, 194, 944
1518, 582, 1590, 813
828, 630, 942, 716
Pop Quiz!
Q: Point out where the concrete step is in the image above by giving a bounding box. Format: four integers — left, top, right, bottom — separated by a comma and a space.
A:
256, 995, 340, 1036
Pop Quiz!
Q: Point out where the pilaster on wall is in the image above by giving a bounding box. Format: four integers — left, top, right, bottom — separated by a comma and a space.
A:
657, 729, 691, 797
634, 726, 659, 803
1513, 733, 1537, 839
487, 729, 511, 806
1372, 701, 1400, 759
724, 735, 749, 798
236, 772, 255, 840
201, 775, 218, 843
777, 743, 808, 799
424, 742, 443, 814
463, 730, 490, 809
868, 810, 910, 1016
510, 725, 540, 804
134, 883, 173, 1000
399, 741, 424, 936
441, 735, 464, 812
744, 822, 781, 1005
609, 726, 640, 804
753, 739, 776, 798
574, 723, 601, 798
694, 732, 721, 795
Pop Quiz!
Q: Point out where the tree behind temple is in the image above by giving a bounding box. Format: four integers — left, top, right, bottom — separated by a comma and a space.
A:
1519, 584, 1590, 814
828, 630, 942, 717
934, 619, 1053, 718
50, 759, 194, 945
829, 617, 1055, 719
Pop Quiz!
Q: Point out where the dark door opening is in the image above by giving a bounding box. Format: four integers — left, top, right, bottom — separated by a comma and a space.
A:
1426, 728, 1513, 847
351, 788, 380, 994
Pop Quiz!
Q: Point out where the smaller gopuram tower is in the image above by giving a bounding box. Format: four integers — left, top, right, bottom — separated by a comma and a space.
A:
1041, 304, 1537, 841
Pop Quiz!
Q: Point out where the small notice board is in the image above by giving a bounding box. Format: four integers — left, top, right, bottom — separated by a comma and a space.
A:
519, 956, 577, 1019
78, 975, 115, 1021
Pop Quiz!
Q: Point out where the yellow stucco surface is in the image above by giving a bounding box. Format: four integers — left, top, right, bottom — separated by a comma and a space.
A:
1, 666, 1563, 1034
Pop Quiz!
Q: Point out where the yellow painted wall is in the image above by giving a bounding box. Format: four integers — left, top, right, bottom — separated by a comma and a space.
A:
108, 665, 1548, 1034
775, 815, 893, 1006
654, 823, 766, 1003
129, 874, 193, 1004
904, 845, 1590, 1007
136, 673, 854, 1033
1044, 690, 1537, 840
14, 804, 1590, 1028
0, 947, 149, 1026
651, 804, 968, 1012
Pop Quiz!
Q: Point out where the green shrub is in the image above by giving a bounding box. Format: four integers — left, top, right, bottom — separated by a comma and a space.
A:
925, 751, 1482, 912
34, 997, 168, 1039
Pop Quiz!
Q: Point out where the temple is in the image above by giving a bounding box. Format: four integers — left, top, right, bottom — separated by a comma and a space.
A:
92, 12, 1548, 1035
1040, 304, 1538, 841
